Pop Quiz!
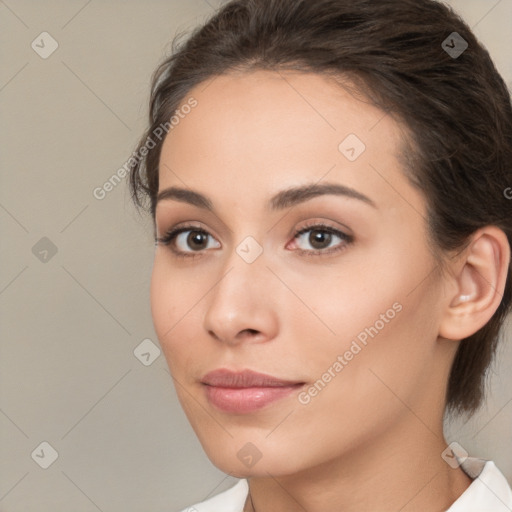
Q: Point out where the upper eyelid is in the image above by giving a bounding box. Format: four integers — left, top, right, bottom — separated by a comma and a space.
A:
157, 221, 209, 237
158, 220, 347, 238
294, 220, 349, 234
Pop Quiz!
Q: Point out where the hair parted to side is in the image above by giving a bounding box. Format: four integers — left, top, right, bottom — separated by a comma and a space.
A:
129, 0, 512, 418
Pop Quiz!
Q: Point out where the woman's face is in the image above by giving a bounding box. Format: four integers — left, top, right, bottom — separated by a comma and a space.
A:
152, 70, 454, 477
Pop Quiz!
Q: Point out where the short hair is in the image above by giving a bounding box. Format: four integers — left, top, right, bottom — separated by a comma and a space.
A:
129, 0, 512, 418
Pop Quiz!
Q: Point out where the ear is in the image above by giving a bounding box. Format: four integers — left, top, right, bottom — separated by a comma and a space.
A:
439, 226, 510, 341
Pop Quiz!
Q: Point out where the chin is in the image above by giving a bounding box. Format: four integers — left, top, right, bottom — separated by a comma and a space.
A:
199, 437, 306, 478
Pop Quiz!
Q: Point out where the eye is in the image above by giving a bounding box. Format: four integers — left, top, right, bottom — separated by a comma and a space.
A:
156, 224, 220, 257
289, 223, 353, 256
156, 221, 353, 258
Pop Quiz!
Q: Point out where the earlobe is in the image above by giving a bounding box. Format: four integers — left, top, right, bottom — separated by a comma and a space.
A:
439, 226, 510, 341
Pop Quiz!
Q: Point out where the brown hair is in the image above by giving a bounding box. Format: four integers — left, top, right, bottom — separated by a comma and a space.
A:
129, 0, 512, 418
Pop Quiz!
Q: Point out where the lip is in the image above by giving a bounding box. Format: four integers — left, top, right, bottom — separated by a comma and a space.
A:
201, 369, 305, 414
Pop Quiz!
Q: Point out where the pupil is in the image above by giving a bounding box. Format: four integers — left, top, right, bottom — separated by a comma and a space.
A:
189, 231, 206, 249
310, 230, 331, 249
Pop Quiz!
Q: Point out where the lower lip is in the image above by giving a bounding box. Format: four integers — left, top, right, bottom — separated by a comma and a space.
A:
203, 384, 303, 413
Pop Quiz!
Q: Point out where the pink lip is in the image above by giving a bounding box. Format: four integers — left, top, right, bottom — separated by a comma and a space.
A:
201, 369, 304, 414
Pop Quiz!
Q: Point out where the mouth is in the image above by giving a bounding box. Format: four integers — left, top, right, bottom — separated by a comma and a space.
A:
200, 368, 305, 414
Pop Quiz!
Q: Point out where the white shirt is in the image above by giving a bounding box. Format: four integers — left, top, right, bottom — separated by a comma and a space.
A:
179, 457, 512, 512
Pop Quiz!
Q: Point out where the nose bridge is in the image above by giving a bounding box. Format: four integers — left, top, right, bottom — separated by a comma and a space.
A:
216, 232, 269, 295
203, 234, 278, 343
212, 235, 269, 312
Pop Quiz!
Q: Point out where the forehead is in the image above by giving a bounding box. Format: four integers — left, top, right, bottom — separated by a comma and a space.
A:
165, 69, 394, 152
157, 69, 420, 215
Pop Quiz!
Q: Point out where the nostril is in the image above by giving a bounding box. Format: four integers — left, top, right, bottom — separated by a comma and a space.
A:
208, 330, 221, 341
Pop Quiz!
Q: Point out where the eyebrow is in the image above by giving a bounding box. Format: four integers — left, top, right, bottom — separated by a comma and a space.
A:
156, 182, 377, 212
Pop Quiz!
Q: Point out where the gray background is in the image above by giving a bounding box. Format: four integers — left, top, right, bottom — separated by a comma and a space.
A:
0, 1, 511, 510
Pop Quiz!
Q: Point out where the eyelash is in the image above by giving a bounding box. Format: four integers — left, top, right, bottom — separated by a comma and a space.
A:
155, 222, 354, 259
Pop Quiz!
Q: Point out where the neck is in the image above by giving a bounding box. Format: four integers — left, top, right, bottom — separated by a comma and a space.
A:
244, 418, 472, 512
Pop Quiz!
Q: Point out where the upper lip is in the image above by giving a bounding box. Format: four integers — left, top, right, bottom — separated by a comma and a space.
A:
201, 369, 304, 388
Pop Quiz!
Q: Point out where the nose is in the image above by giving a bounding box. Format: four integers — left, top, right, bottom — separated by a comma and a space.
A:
202, 247, 279, 347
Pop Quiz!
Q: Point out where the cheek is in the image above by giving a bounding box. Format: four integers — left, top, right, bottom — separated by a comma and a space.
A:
279, 260, 403, 359
150, 257, 196, 372
283, 241, 440, 394
279, 292, 439, 470
150, 258, 172, 342
300, 267, 441, 412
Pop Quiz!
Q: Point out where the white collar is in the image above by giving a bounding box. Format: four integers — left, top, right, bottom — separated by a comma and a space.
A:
446, 457, 512, 511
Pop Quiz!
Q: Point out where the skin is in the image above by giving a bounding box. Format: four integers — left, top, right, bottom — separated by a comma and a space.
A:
151, 70, 509, 511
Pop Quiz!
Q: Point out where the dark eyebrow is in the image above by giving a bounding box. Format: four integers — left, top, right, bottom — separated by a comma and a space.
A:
269, 182, 376, 210
156, 182, 376, 212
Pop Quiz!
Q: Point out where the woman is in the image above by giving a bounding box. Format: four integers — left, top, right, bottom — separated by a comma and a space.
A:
128, 0, 512, 510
